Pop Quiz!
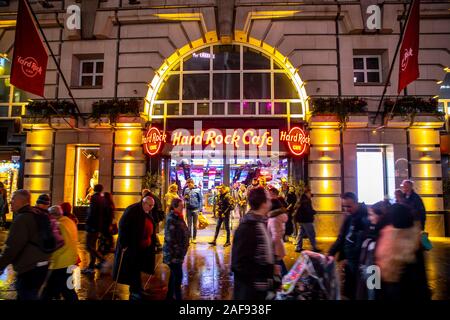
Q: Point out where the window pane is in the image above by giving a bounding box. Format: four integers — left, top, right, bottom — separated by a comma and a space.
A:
354, 72, 365, 83
243, 102, 256, 115
213, 73, 240, 100
0, 106, 7, 117
212, 103, 225, 115
197, 103, 209, 115
13, 87, 27, 102
243, 73, 270, 99
367, 72, 380, 83
183, 49, 210, 71
228, 102, 240, 115
167, 103, 179, 115
12, 105, 23, 117
157, 75, 179, 100
0, 78, 10, 102
213, 45, 240, 70
82, 62, 94, 73
96, 61, 104, 73
274, 102, 287, 114
152, 104, 164, 116
0, 57, 11, 75
259, 102, 272, 115
243, 47, 271, 70
182, 103, 194, 115
366, 57, 379, 70
183, 74, 209, 100
273, 60, 282, 69
81, 76, 93, 86
95, 76, 103, 86
274, 73, 298, 99
290, 103, 302, 114
353, 58, 364, 70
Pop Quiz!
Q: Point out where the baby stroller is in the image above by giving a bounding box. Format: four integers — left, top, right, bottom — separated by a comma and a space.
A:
276, 250, 340, 300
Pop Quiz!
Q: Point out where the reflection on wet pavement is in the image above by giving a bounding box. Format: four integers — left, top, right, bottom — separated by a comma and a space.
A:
1, 214, 449, 300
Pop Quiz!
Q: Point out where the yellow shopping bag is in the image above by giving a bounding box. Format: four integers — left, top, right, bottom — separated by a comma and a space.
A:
197, 212, 209, 230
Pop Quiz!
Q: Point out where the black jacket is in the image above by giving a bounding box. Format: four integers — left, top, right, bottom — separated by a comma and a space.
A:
231, 213, 274, 299
295, 194, 316, 223
404, 191, 426, 230
112, 202, 157, 285
328, 203, 369, 264
86, 192, 104, 232
148, 192, 165, 223
218, 192, 234, 217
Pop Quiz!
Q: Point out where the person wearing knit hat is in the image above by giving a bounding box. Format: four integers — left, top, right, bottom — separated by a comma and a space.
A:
36, 194, 51, 210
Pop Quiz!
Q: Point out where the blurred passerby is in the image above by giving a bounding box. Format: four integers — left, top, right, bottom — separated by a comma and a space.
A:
164, 183, 180, 215
209, 185, 234, 247
163, 198, 189, 300
183, 178, 203, 244
0, 182, 8, 229
60, 202, 78, 224
232, 187, 275, 300
394, 189, 406, 204
113, 196, 157, 300
375, 203, 431, 300
236, 183, 248, 222
267, 196, 288, 277
34, 193, 51, 213
82, 184, 105, 274
401, 180, 426, 230
268, 187, 288, 242
356, 201, 389, 300
41, 205, 79, 301
295, 187, 320, 253
98, 192, 115, 257
328, 192, 369, 300
285, 185, 297, 240
0, 190, 51, 300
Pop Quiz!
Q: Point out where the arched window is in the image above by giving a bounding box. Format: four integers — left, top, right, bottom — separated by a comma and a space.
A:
150, 44, 305, 118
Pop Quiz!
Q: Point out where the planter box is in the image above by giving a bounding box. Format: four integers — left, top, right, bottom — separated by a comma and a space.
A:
21, 116, 50, 129
114, 115, 145, 127
50, 116, 77, 129
410, 114, 445, 129
308, 114, 340, 129
88, 117, 112, 128
346, 114, 369, 128
386, 114, 444, 129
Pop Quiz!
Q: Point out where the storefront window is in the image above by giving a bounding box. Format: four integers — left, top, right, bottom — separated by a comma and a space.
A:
183, 74, 209, 100
0, 56, 28, 117
0, 160, 19, 220
75, 147, 100, 206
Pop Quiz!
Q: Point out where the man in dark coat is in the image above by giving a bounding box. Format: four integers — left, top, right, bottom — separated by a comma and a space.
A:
82, 184, 105, 273
143, 186, 164, 252
231, 187, 275, 300
112, 196, 157, 300
401, 180, 426, 230
328, 192, 369, 300
295, 187, 320, 252
209, 185, 234, 247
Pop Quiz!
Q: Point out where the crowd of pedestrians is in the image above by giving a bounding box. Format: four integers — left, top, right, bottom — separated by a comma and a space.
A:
0, 175, 431, 301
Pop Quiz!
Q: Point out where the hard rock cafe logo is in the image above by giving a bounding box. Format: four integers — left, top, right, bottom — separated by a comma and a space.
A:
281, 127, 310, 156
143, 127, 167, 156
401, 48, 414, 72
17, 56, 43, 78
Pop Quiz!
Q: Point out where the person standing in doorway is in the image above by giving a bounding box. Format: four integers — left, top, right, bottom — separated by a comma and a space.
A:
236, 183, 248, 222
183, 178, 203, 244
209, 185, 234, 247
163, 198, 189, 300
82, 184, 105, 274
401, 180, 426, 230
295, 187, 320, 253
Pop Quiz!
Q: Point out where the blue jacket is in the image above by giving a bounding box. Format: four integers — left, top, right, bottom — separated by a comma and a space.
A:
183, 187, 203, 211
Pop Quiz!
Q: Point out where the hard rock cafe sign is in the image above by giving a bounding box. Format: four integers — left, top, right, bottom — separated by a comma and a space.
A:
143, 126, 310, 157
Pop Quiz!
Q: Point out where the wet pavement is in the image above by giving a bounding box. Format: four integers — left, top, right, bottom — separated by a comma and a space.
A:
0, 214, 449, 300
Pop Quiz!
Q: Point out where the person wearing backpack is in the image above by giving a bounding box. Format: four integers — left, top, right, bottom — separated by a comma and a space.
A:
41, 205, 79, 301
0, 190, 51, 300
183, 178, 203, 244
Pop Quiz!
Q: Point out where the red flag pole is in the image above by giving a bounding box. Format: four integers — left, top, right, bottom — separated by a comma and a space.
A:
24, 0, 84, 119
372, 1, 415, 125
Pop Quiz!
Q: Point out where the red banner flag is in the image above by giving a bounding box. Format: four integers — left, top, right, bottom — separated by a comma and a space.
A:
398, 0, 420, 94
10, 0, 48, 97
